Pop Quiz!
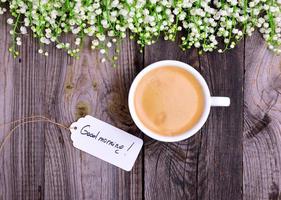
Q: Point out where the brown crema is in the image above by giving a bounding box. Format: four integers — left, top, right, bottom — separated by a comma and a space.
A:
134, 66, 205, 136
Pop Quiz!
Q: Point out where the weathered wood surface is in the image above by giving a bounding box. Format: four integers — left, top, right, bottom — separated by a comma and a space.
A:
244, 32, 281, 200
0, 11, 279, 200
0, 12, 143, 200
143, 37, 243, 200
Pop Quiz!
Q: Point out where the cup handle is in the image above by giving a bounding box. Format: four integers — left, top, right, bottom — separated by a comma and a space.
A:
210, 97, 230, 107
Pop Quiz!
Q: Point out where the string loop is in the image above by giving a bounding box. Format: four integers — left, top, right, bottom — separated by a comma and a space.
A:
0, 115, 71, 154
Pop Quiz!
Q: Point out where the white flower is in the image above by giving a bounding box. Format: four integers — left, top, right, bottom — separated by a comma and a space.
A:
112, 0, 119, 7
101, 19, 109, 28
107, 42, 112, 48
156, 6, 162, 13
7, 18, 13, 25
75, 38, 81, 45
95, 9, 102, 15
100, 49, 106, 54
40, 37, 50, 44
50, 10, 58, 19
24, 18, 29, 26
16, 40, 21, 46
20, 26, 27, 34
97, 34, 105, 41
92, 40, 99, 46
194, 42, 200, 48
72, 27, 81, 34
56, 44, 63, 49
3, 0, 281, 60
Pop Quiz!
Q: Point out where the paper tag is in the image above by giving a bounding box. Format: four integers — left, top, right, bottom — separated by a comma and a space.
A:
69, 115, 143, 171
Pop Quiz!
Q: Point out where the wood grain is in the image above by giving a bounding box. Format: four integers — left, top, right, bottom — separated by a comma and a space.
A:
198, 43, 244, 200
143, 38, 243, 199
1, 8, 280, 200
0, 11, 143, 200
144, 38, 201, 200
46, 36, 144, 200
0, 11, 16, 200
0, 11, 48, 199
244, 31, 281, 200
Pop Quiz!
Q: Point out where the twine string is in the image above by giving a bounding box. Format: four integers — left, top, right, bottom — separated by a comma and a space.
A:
0, 115, 50, 129
0, 115, 73, 154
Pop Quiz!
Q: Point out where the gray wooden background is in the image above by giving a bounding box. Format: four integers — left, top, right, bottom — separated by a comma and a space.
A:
0, 12, 280, 200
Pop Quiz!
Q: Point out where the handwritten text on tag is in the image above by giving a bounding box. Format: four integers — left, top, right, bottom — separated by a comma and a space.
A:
70, 115, 143, 171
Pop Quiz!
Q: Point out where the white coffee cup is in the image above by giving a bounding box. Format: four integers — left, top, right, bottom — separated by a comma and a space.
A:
128, 60, 230, 142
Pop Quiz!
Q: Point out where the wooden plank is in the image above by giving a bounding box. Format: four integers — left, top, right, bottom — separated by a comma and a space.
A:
0, 12, 17, 200
144, 38, 202, 199
198, 43, 244, 200
0, 11, 144, 199
43, 38, 144, 199
144, 38, 244, 199
244, 31, 281, 200
0, 12, 47, 199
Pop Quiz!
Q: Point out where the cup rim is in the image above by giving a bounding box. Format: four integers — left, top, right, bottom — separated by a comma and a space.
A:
128, 60, 211, 142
